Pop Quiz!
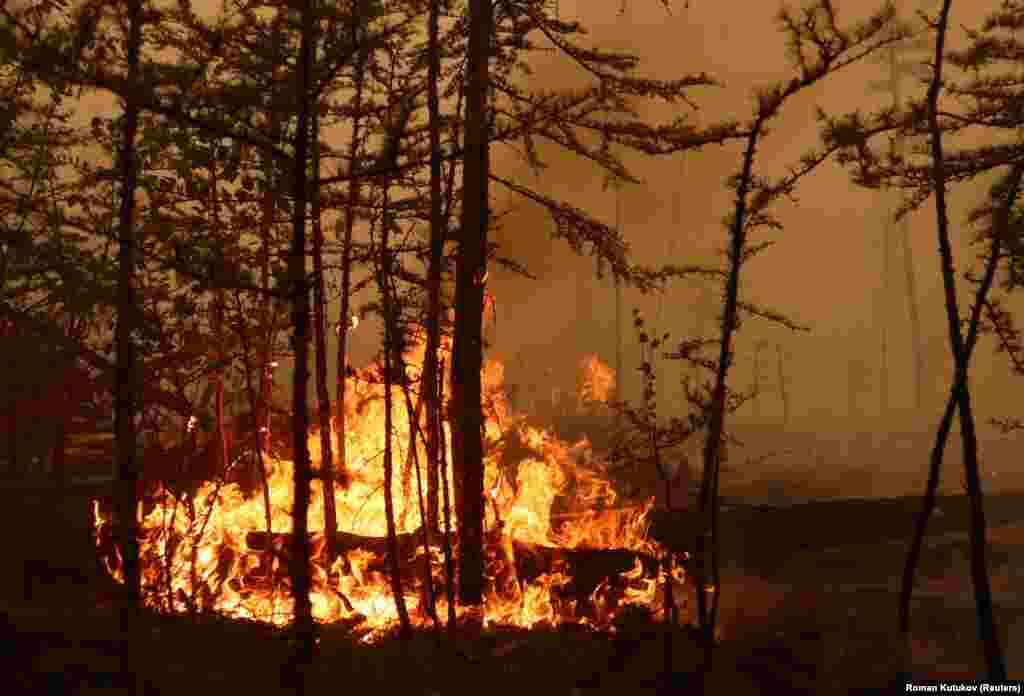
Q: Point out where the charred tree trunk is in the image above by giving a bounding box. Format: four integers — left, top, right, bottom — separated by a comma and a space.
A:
451, 0, 493, 613
378, 203, 413, 640
423, 0, 443, 535
286, 0, 316, 684
438, 356, 457, 639
334, 19, 366, 497
902, 10, 1011, 675
114, 0, 143, 688
399, 393, 425, 530
310, 67, 338, 564
211, 157, 230, 481
256, 17, 285, 538
696, 122, 764, 675
401, 373, 439, 630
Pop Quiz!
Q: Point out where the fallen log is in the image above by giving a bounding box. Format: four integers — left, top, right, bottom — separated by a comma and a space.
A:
510, 539, 660, 595
245, 529, 427, 566
243, 528, 665, 606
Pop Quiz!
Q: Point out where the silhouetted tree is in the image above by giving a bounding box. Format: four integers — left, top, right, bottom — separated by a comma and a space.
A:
820, 0, 1024, 677
113, 1, 144, 691
450, 0, 494, 614
671, 1, 911, 678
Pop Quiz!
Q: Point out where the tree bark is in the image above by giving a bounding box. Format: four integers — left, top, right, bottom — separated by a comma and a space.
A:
334, 15, 366, 496
437, 356, 457, 639
451, 0, 493, 612
399, 379, 439, 630
211, 153, 229, 481
114, 0, 143, 689
256, 17, 284, 538
379, 203, 413, 640
423, 0, 444, 539
696, 120, 765, 674
287, 0, 316, 684
310, 57, 338, 565
917, 0, 1005, 679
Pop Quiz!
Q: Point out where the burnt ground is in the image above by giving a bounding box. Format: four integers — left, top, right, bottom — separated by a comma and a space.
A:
4, 480, 1024, 695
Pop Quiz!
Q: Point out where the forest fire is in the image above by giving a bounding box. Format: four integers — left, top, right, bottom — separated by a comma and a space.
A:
94, 348, 679, 641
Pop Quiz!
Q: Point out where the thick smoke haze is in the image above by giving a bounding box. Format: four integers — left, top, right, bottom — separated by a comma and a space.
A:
482, 0, 1022, 494
69, 0, 1022, 495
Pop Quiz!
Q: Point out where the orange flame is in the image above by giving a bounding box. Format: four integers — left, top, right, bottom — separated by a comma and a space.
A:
94, 338, 676, 639
578, 354, 615, 405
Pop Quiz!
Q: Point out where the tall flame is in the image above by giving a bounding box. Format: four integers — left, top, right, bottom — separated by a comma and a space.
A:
95, 344, 674, 639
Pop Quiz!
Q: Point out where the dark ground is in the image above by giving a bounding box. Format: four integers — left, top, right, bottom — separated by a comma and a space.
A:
5, 478, 1024, 694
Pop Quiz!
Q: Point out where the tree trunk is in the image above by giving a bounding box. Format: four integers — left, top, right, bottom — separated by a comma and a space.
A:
696, 124, 763, 675
334, 21, 366, 496
399, 392, 425, 530
437, 356, 457, 639
114, 0, 143, 689
379, 203, 413, 640
775, 343, 789, 427
256, 17, 284, 538
401, 379, 439, 631
451, 0, 492, 613
916, 0, 1005, 679
211, 156, 229, 480
286, 0, 316, 685
310, 66, 338, 565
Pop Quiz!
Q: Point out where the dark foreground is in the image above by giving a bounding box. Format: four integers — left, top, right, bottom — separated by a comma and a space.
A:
5, 491, 1024, 694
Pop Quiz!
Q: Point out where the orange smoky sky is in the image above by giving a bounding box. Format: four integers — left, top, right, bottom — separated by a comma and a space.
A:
71, 0, 1022, 463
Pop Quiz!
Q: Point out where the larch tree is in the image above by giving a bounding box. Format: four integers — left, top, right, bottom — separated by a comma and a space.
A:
647, 0, 914, 675
113, 0, 145, 689
449, 0, 494, 613
818, 0, 1024, 678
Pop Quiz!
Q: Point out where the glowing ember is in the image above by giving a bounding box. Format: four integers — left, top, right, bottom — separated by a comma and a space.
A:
94, 340, 676, 639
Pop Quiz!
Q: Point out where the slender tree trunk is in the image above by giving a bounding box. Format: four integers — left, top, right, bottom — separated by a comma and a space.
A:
647, 349, 676, 682
399, 393, 425, 530
286, 0, 316, 685
903, 19, 1016, 671
235, 288, 269, 536
334, 20, 366, 496
256, 19, 284, 537
379, 210, 413, 640
310, 63, 338, 564
211, 160, 229, 479
921, 0, 1004, 679
695, 125, 763, 676
437, 357, 457, 641
451, 0, 492, 613
775, 343, 789, 427
114, 0, 143, 690
401, 374, 439, 630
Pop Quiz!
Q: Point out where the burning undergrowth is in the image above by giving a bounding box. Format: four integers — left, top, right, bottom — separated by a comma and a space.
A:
94, 348, 685, 641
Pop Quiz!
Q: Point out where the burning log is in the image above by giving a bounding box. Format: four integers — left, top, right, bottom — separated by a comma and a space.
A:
242, 527, 664, 616
245, 529, 426, 562
509, 539, 659, 595
244, 529, 428, 592
91, 344, 677, 633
